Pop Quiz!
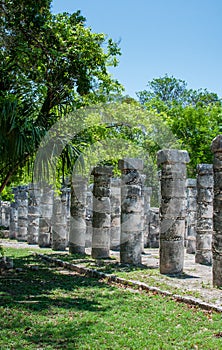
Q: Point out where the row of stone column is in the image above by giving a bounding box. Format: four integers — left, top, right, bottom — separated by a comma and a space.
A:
5, 139, 222, 289
156, 137, 222, 289
7, 183, 70, 250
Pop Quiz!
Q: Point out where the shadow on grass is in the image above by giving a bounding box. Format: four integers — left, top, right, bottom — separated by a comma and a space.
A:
47, 252, 159, 275
165, 272, 200, 279
0, 253, 112, 313
0, 251, 124, 348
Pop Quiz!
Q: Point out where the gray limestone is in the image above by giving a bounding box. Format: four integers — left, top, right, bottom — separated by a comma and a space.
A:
1, 201, 10, 229
38, 184, 54, 248
85, 189, 93, 248
9, 187, 19, 239
148, 207, 160, 248
52, 195, 67, 251
143, 187, 152, 248
195, 165, 213, 265
118, 158, 144, 265
110, 178, 121, 251
91, 166, 113, 259
17, 185, 29, 241
69, 176, 87, 254
27, 183, 41, 244
157, 149, 190, 274
60, 185, 70, 247
211, 135, 222, 287
186, 179, 197, 254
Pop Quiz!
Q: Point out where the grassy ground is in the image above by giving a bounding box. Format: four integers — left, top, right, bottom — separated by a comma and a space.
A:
1, 248, 222, 349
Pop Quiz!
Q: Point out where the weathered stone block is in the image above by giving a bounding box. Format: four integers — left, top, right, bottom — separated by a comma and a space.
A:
160, 219, 185, 240
160, 198, 187, 218
195, 251, 212, 266
160, 239, 184, 274
118, 158, 143, 171
121, 213, 144, 232
161, 179, 187, 198
121, 185, 142, 198
211, 134, 222, 153
120, 232, 142, 265
197, 175, 214, 189
157, 149, 190, 165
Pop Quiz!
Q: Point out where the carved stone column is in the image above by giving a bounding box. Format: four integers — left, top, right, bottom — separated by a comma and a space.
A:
91, 166, 113, 259
85, 189, 93, 248
38, 184, 54, 248
186, 179, 197, 254
118, 158, 144, 265
195, 165, 213, 265
52, 195, 67, 251
157, 149, 189, 274
9, 187, 19, 239
110, 178, 121, 251
69, 176, 87, 254
143, 187, 152, 248
211, 135, 222, 287
148, 207, 160, 248
27, 183, 41, 244
17, 185, 29, 241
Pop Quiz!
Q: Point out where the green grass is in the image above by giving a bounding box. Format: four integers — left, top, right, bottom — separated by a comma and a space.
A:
55, 254, 201, 298
1, 248, 222, 349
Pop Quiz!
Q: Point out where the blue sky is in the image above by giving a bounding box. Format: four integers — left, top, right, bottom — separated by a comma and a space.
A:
52, 0, 222, 98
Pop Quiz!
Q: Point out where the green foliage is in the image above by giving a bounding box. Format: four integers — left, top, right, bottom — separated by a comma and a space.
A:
0, 0, 122, 193
137, 75, 222, 175
137, 74, 220, 108
165, 104, 222, 175
33, 101, 178, 205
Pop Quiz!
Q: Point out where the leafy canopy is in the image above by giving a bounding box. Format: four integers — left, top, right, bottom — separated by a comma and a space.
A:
0, 0, 122, 193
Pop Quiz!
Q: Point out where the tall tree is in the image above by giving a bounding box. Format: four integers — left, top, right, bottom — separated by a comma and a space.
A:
137, 75, 222, 175
137, 74, 220, 108
0, 0, 122, 192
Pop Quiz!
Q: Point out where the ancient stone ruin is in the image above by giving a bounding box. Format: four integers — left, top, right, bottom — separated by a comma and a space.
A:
2, 136, 222, 288
157, 149, 189, 274
211, 135, 222, 287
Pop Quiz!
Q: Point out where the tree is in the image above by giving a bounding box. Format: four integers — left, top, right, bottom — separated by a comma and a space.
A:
137, 75, 222, 175
0, 0, 122, 193
166, 104, 222, 175
137, 74, 220, 108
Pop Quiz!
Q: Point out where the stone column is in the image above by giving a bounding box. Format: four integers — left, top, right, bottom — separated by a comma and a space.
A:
85, 189, 93, 248
157, 150, 189, 274
17, 185, 29, 241
91, 166, 113, 259
61, 185, 70, 247
27, 184, 41, 244
9, 187, 19, 239
9, 203, 17, 239
38, 184, 54, 248
211, 135, 222, 287
148, 207, 160, 248
1, 202, 10, 229
186, 179, 197, 254
110, 178, 121, 251
118, 158, 144, 265
143, 187, 152, 248
69, 176, 87, 254
51, 196, 67, 251
195, 164, 213, 265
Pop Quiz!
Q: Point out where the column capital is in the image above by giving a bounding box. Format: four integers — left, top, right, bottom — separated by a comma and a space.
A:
211, 135, 222, 153
157, 149, 190, 166
118, 158, 143, 171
